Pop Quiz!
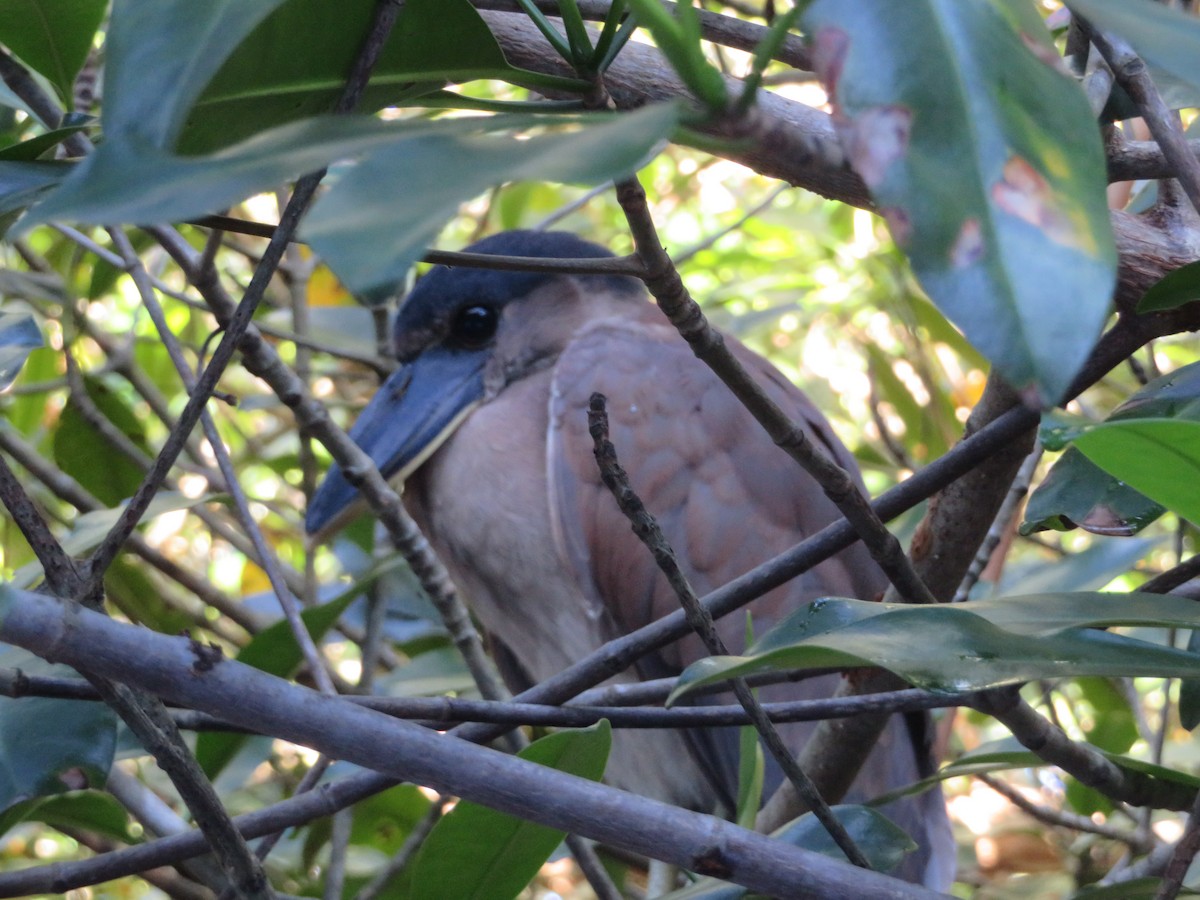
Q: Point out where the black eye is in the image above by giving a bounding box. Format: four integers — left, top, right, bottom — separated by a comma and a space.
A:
448, 305, 498, 348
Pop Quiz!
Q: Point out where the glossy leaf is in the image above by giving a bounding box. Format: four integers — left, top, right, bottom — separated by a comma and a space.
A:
103, 0, 289, 149
302, 103, 678, 297
672, 594, 1200, 698
179, 0, 571, 153
196, 591, 357, 779
1178, 629, 1200, 731
411, 721, 611, 900
1, 790, 134, 846
1022, 447, 1165, 536
1066, 419, 1200, 526
1028, 363, 1200, 533
776, 805, 914, 873
0, 0, 106, 104
0, 309, 42, 391
0, 648, 117, 832
1137, 259, 1200, 314
803, 0, 1115, 405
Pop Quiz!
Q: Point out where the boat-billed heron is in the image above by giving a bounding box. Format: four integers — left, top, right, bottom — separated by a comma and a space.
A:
307, 231, 953, 888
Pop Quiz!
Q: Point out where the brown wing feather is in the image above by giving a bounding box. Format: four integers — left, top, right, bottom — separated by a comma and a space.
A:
549, 315, 885, 669
548, 315, 953, 886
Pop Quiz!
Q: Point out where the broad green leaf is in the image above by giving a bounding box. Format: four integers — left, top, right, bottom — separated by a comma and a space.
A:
1, 790, 135, 846
1068, 420, 1200, 525
1069, 0, 1200, 104
803, 0, 1115, 405
1075, 677, 1137, 754
0, 0, 106, 104
0, 309, 42, 391
179, 0, 575, 153
672, 595, 1200, 698
775, 805, 914, 873
411, 721, 611, 900
0, 125, 89, 162
1028, 363, 1200, 533
51, 376, 151, 506
104, 0, 290, 148
1022, 447, 1165, 536
1137, 259, 1200, 314
0, 649, 117, 834
196, 590, 357, 779
302, 103, 679, 297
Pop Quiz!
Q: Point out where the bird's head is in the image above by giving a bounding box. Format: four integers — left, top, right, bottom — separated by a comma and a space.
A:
305, 230, 644, 535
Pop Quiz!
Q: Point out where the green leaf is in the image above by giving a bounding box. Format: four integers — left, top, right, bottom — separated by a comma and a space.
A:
803, 0, 1116, 405
195, 590, 357, 779
51, 376, 151, 506
179, 0, 575, 154
0, 649, 117, 835
1022, 447, 1165, 536
1068, 420, 1200, 525
0, 309, 42, 391
1068, 0, 1200, 104
1076, 677, 1137, 754
671, 594, 1200, 698
411, 721, 611, 900
0, 125, 89, 162
7, 790, 135, 845
1137, 259, 1200, 314
1027, 362, 1200, 533
303, 103, 679, 297
776, 804, 915, 873
0, 0, 106, 104
104, 0, 290, 149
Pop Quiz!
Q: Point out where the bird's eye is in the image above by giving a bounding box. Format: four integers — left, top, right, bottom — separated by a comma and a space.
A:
448, 305, 498, 348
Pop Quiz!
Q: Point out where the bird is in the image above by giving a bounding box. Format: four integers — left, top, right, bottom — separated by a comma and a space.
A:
306, 230, 953, 889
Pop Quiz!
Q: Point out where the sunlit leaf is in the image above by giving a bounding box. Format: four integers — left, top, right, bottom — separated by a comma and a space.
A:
411, 721, 611, 900
1028, 363, 1200, 533
803, 0, 1116, 405
671, 594, 1200, 698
